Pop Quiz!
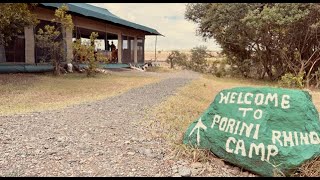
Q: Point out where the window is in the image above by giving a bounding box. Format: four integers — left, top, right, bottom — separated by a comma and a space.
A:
122, 35, 134, 63
0, 33, 25, 63
137, 38, 144, 63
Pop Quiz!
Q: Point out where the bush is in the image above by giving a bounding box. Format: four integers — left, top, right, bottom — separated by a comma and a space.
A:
96, 52, 110, 63
207, 57, 229, 78
189, 46, 209, 73
73, 32, 101, 77
166, 50, 188, 69
207, 61, 218, 75
279, 73, 304, 88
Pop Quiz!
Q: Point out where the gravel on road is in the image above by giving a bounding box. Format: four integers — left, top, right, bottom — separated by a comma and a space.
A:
0, 70, 199, 177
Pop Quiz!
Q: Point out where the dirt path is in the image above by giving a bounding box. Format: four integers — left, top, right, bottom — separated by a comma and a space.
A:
0, 70, 199, 177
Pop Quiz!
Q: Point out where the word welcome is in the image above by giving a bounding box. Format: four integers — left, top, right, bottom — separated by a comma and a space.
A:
219, 92, 290, 109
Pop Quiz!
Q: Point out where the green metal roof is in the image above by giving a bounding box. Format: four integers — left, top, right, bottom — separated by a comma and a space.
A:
40, 3, 162, 36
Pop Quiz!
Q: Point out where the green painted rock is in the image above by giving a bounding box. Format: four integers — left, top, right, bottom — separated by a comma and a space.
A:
183, 87, 320, 177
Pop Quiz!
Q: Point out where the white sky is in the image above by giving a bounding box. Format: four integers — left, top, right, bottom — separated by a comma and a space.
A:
89, 3, 222, 52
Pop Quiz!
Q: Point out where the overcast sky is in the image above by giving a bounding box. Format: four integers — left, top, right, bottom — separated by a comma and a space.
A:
89, 3, 222, 51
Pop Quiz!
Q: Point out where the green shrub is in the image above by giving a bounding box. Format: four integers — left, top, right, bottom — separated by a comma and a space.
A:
166, 50, 188, 69
189, 46, 209, 73
279, 73, 304, 88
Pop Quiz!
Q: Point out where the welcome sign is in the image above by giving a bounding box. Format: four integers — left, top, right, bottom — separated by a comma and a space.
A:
183, 87, 320, 176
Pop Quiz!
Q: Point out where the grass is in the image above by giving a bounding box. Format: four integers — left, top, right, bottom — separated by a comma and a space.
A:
293, 156, 320, 177
0, 72, 161, 116
150, 74, 320, 176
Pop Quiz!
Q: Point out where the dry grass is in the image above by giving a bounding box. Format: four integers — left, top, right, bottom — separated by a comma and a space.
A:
145, 50, 220, 61
293, 157, 320, 177
0, 72, 161, 116
151, 74, 320, 176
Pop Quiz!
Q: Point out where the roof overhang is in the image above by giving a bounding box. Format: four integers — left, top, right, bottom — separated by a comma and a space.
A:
39, 3, 163, 36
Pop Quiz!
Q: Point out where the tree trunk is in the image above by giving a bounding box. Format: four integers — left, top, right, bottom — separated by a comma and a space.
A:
259, 67, 266, 79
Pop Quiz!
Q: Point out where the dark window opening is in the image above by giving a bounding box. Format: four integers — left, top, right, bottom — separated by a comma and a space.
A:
0, 33, 25, 63
137, 38, 144, 63
122, 35, 134, 63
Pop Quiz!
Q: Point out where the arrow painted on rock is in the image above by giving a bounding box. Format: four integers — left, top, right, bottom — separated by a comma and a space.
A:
189, 117, 207, 146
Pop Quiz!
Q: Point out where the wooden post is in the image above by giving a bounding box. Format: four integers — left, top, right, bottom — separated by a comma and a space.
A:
24, 26, 35, 64
105, 34, 108, 51
66, 28, 73, 63
154, 35, 157, 62
134, 36, 137, 64
117, 32, 122, 63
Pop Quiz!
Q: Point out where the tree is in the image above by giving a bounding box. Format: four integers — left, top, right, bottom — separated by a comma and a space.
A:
166, 50, 188, 69
73, 32, 108, 77
190, 46, 210, 73
35, 25, 62, 75
35, 4, 73, 75
0, 3, 38, 46
185, 3, 320, 87
87, 32, 99, 77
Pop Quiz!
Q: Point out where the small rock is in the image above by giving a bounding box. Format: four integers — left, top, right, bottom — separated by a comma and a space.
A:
131, 168, 136, 172
79, 159, 86, 164
242, 171, 249, 177
124, 141, 130, 144
172, 174, 181, 177
207, 165, 213, 173
95, 152, 103, 156
191, 168, 201, 176
213, 159, 225, 167
172, 169, 178, 174
68, 160, 78, 164
172, 165, 178, 173
181, 161, 188, 165
127, 152, 135, 156
34, 149, 42, 154
55, 156, 62, 160
156, 154, 164, 160
191, 162, 202, 169
26, 146, 34, 149
179, 166, 191, 177
144, 149, 153, 157
57, 137, 64, 142
48, 151, 57, 155
231, 166, 241, 175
